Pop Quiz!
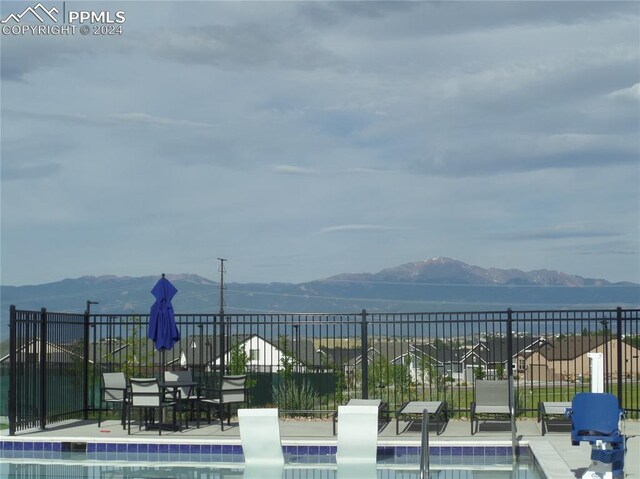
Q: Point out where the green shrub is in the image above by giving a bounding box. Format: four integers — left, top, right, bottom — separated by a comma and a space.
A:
272, 379, 318, 416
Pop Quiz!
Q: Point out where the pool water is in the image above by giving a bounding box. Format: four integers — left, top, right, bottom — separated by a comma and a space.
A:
0, 463, 543, 478
0, 452, 545, 479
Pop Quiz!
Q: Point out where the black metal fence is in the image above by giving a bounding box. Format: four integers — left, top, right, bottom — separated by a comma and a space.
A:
6, 305, 640, 434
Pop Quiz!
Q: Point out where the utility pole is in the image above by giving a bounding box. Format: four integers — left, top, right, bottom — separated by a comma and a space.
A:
218, 258, 227, 377
218, 258, 226, 314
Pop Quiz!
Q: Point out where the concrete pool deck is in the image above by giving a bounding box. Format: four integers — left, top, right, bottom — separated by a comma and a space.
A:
2, 418, 638, 478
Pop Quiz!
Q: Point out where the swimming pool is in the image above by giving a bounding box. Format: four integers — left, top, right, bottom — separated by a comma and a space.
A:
0, 464, 544, 479
0, 442, 546, 479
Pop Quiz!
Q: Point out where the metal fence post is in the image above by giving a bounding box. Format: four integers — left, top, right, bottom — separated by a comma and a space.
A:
218, 258, 226, 382
361, 309, 368, 399
83, 307, 90, 420
9, 305, 16, 436
616, 307, 623, 409
507, 308, 514, 381
39, 307, 47, 430
507, 308, 518, 458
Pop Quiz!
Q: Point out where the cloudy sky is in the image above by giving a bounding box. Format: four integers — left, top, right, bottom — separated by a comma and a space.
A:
1, 1, 639, 287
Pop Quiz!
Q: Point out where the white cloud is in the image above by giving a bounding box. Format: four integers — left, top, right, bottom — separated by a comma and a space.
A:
607, 83, 640, 101
270, 165, 316, 175
110, 113, 215, 128
318, 224, 406, 234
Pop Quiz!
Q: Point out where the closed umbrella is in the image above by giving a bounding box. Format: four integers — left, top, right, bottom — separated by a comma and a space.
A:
149, 274, 181, 373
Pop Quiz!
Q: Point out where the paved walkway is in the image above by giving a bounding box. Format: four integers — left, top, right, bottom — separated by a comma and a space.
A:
3, 418, 639, 478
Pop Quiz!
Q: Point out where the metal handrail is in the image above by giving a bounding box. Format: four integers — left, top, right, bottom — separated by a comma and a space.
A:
420, 408, 430, 479
509, 375, 519, 459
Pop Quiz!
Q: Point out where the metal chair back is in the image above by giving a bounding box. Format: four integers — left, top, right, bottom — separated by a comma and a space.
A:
164, 370, 196, 399
102, 372, 127, 402
129, 378, 161, 407
221, 375, 247, 403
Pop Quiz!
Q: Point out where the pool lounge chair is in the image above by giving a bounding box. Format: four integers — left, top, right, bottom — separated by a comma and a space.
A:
336, 463, 378, 479
395, 400, 448, 435
470, 380, 513, 435
336, 405, 379, 465
538, 401, 571, 435
332, 398, 389, 435
238, 408, 284, 465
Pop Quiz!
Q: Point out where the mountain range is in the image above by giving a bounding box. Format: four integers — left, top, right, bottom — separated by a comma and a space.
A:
1, 258, 638, 325
327, 257, 620, 286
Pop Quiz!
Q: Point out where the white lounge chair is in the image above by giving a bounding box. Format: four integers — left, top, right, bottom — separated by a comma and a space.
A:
238, 408, 284, 465
243, 464, 284, 479
332, 398, 389, 435
337, 463, 378, 479
336, 405, 378, 465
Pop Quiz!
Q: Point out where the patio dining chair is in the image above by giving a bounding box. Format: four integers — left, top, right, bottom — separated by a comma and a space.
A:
470, 379, 513, 435
98, 372, 128, 429
164, 370, 203, 428
200, 375, 249, 430
127, 377, 178, 435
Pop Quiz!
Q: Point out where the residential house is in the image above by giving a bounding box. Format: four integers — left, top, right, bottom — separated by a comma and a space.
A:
0, 338, 87, 365
407, 335, 546, 384
522, 335, 640, 382
211, 334, 326, 373
326, 340, 411, 388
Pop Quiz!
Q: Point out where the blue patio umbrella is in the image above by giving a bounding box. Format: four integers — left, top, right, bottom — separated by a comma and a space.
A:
148, 274, 181, 351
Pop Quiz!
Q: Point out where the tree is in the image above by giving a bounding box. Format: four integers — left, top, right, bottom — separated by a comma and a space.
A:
228, 343, 248, 375
121, 317, 151, 379
419, 354, 453, 401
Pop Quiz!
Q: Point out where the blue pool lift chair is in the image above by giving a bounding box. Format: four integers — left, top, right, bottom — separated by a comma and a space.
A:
566, 392, 625, 478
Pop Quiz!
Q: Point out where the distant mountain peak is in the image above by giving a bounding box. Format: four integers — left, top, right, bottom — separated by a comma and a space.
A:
326, 258, 612, 286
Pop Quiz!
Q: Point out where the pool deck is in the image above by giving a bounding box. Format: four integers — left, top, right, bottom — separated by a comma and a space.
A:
2, 417, 639, 478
